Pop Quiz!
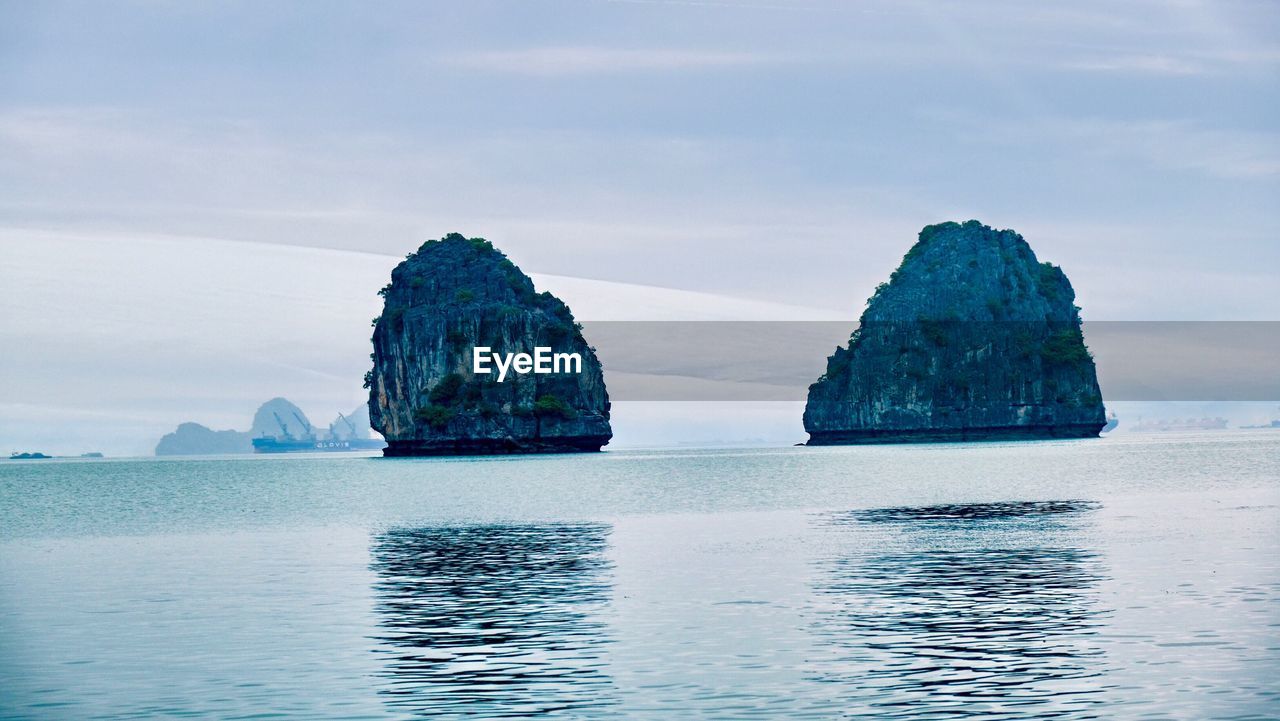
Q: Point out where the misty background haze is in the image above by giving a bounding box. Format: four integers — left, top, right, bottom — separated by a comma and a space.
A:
1, 0, 1277, 455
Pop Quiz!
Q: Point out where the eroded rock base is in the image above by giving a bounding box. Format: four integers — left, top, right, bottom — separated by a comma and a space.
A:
382, 435, 610, 456
807, 423, 1103, 445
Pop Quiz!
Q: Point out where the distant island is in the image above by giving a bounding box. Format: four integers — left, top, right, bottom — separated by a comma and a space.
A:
367, 233, 612, 455
155, 398, 382, 455
155, 422, 255, 456
7, 451, 104, 460
804, 221, 1106, 444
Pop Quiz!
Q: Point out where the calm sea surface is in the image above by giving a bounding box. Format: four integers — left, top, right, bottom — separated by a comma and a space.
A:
2, 432, 1278, 719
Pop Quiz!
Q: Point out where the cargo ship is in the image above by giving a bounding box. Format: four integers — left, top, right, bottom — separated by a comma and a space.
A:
252, 410, 386, 454
252, 437, 387, 453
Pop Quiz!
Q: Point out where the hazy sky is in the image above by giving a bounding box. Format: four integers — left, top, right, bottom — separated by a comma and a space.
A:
3, 0, 1277, 315
2, 0, 1278, 453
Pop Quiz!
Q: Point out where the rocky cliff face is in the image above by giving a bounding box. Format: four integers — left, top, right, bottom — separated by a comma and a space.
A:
367, 234, 611, 455
804, 221, 1105, 444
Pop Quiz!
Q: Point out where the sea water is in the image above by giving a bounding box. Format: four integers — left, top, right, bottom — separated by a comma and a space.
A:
1, 432, 1277, 719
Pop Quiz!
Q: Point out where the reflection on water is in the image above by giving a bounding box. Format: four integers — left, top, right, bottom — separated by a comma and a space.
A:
370, 524, 614, 718
2, 440, 1278, 720
813, 501, 1107, 719
852, 500, 1099, 523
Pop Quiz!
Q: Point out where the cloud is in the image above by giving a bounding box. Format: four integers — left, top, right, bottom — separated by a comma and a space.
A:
443, 46, 773, 76
1062, 55, 1208, 76
944, 111, 1280, 180
1059, 46, 1280, 77
1070, 119, 1280, 179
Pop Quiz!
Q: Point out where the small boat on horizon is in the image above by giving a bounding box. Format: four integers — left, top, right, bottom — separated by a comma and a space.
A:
1101, 412, 1119, 433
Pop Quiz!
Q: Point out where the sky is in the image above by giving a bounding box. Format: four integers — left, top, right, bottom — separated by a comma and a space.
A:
1, 0, 1278, 454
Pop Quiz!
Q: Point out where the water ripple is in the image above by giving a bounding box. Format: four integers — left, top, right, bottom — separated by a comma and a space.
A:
369, 524, 614, 718
811, 501, 1108, 719
845, 500, 1101, 525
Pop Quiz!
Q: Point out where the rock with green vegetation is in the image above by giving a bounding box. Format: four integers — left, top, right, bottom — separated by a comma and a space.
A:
367, 233, 612, 455
804, 220, 1105, 444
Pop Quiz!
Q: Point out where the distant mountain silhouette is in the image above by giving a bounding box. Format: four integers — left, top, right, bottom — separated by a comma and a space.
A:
250, 397, 313, 439
155, 422, 252, 456
155, 397, 372, 455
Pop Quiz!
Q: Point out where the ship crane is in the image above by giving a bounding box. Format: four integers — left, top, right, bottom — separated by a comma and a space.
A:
253, 405, 383, 453
292, 411, 314, 440
272, 411, 291, 439
336, 412, 358, 439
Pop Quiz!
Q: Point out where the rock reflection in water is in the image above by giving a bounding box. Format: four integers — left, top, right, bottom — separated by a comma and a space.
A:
853, 500, 1099, 523
370, 524, 614, 718
814, 501, 1107, 719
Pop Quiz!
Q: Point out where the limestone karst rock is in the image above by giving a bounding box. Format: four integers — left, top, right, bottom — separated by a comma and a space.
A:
804, 220, 1105, 444
367, 234, 611, 455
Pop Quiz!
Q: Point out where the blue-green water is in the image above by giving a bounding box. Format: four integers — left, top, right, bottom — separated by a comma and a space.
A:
2, 432, 1278, 719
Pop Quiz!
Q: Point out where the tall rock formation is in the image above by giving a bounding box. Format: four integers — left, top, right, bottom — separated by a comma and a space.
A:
367, 234, 612, 455
804, 221, 1105, 444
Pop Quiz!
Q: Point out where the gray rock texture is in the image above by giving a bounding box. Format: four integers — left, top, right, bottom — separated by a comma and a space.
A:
804, 220, 1105, 444
367, 234, 611, 455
